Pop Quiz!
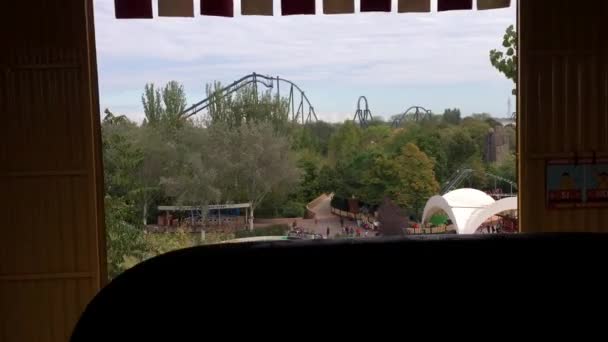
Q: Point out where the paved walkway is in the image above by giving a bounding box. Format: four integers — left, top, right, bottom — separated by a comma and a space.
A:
254, 194, 357, 238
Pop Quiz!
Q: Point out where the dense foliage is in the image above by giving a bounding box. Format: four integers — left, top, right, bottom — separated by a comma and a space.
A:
103, 78, 516, 278
490, 24, 517, 96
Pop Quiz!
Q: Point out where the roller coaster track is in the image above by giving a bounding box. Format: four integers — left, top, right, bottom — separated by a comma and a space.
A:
353, 96, 373, 128
391, 106, 433, 127
179, 73, 318, 124
441, 168, 518, 196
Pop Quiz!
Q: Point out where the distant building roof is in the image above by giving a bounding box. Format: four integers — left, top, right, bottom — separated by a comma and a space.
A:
158, 203, 250, 211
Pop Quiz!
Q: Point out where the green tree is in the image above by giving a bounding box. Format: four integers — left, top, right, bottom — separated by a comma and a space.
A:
488, 153, 517, 192
142, 83, 164, 126
206, 82, 289, 131
393, 143, 439, 218
194, 123, 299, 229
329, 141, 439, 218
445, 129, 478, 175
471, 113, 500, 127
158, 125, 222, 231
104, 100, 189, 226
102, 118, 142, 198
142, 81, 188, 130
468, 158, 490, 189
461, 116, 492, 156
102, 112, 147, 278
359, 150, 399, 206
361, 124, 392, 149
332, 149, 373, 201
255, 187, 292, 218
317, 165, 337, 194
104, 195, 146, 279
378, 143, 439, 218
234, 123, 299, 228
134, 126, 183, 225
387, 124, 449, 184
368, 116, 387, 126
328, 121, 362, 165
295, 150, 324, 203
490, 24, 517, 95
442, 108, 462, 125
413, 132, 448, 184
292, 121, 337, 156
162, 81, 187, 129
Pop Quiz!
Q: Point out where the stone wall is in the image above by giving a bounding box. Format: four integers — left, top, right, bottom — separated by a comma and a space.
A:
484, 125, 509, 163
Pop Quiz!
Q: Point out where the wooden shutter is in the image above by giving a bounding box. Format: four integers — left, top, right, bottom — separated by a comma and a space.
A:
0, 0, 106, 340
519, 0, 608, 232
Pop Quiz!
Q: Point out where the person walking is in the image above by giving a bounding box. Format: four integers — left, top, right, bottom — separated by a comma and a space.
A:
326, 226, 330, 238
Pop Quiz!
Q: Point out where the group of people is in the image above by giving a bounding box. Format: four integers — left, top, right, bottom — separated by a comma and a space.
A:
341, 226, 372, 237
288, 217, 378, 239
482, 224, 502, 234
289, 221, 325, 239
339, 216, 379, 238
406, 222, 457, 235
287, 227, 323, 240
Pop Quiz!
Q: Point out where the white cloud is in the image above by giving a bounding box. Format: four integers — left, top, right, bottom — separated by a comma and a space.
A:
94, 0, 515, 122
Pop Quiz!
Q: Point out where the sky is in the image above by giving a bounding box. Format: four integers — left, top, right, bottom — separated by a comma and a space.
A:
94, 0, 516, 123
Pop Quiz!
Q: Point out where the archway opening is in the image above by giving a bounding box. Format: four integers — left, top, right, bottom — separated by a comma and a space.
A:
473, 210, 518, 234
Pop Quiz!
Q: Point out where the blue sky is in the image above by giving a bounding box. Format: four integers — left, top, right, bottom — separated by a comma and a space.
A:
94, 0, 516, 123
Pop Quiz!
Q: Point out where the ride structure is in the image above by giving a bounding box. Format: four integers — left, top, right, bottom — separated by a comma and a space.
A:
391, 106, 433, 127
353, 96, 373, 128
441, 168, 518, 198
180, 72, 318, 124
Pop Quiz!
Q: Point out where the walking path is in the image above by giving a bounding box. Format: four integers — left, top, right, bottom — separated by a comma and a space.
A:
254, 194, 356, 238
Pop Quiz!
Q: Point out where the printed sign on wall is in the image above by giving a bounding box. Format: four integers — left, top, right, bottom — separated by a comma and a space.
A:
546, 158, 608, 208
585, 160, 608, 206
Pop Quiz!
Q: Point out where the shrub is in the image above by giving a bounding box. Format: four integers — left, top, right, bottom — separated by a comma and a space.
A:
143, 228, 195, 257
280, 201, 305, 218
430, 214, 448, 226
235, 224, 289, 238
330, 196, 349, 211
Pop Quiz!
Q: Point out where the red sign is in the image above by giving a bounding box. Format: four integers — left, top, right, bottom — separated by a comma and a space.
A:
587, 189, 608, 202
546, 158, 608, 208
548, 190, 582, 202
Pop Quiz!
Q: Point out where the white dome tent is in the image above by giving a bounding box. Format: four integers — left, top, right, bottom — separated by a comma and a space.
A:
462, 197, 518, 234
421, 189, 517, 234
